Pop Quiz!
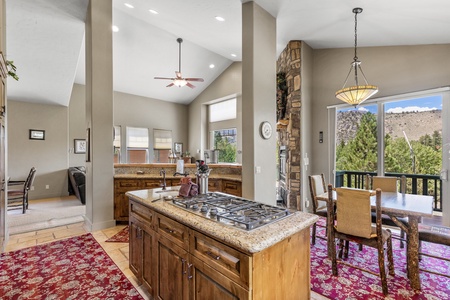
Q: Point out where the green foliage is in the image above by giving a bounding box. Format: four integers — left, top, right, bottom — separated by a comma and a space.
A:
6, 60, 19, 81
214, 131, 236, 163
336, 112, 378, 172
337, 112, 442, 175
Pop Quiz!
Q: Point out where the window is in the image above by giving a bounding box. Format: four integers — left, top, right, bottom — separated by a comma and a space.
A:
126, 127, 149, 163
113, 125, 121, 163
210, 128, 237, 163
153, 129, 172, 163
209, 98, 236, 122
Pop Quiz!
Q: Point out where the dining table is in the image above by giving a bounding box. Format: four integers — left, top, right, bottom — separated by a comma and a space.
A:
316, 189, 434, 291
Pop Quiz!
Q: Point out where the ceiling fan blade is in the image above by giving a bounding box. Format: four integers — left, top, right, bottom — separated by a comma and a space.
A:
186, 82, 196, 89
185, 78, 204, 82
166, 83, 175, 87
154, 77, 174, 80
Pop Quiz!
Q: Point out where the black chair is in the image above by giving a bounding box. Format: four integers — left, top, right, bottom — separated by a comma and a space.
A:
418, 227, 450, 278
8, 167, 36, 214
327, 185, 395, 295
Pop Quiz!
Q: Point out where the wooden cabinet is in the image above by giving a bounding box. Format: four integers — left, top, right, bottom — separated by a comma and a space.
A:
115, 177, 242, 221
129, 199, 250, 300
222, 180, 242, 197
207, 178, 222, 193
114, 178, 163, 221
155, 234, 189, 300
189, 255, 249, 300
129, 201, 155, 294
129, 197, 311, 299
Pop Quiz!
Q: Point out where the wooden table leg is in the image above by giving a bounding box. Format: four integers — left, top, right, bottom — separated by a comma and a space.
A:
407, 216, 421, 291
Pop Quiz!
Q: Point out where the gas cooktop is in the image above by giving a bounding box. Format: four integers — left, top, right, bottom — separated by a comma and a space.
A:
170, 192, 291, 231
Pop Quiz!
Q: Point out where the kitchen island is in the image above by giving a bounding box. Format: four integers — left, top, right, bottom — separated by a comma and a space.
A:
127, 187, 318, 299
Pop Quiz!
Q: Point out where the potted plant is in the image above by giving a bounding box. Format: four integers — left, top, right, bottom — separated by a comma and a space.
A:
6, 60, 19, 81
183, 151, 191, 163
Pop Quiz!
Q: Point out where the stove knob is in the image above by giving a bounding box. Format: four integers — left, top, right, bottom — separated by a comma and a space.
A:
192, 204, 198, 210
210, 208, 218, 215
200, 205, 208, 213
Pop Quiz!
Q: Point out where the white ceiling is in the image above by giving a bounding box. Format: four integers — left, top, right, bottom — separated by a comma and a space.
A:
6, 0, 450, 106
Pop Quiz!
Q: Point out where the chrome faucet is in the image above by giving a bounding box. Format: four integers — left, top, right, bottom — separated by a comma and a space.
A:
173, 172, 189, 177
160, 169, 167, 190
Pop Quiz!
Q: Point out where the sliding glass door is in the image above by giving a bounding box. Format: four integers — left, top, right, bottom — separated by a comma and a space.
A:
331, 88, 449, 220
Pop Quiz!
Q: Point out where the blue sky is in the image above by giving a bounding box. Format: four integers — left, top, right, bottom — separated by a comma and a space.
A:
339, 95, 442, 114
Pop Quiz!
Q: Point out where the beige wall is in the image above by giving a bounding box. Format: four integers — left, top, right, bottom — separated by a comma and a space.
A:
8, 101, 69, 200
114, 90, 189, 162
300, 42, 314, 211
188, 62, 242, 161
69, 84, 189, 164
7, 84, 189, 201
69, 84, 86, 167
311, 44, 450, 179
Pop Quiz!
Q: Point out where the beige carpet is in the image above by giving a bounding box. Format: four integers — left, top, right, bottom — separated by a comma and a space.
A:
7, 196, 86, 234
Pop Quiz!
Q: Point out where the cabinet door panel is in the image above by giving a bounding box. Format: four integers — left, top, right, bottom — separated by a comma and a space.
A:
142, 229, 155, 294
190, 255, 249, 300
129, 220, 142, 281
156, 235, 189, 300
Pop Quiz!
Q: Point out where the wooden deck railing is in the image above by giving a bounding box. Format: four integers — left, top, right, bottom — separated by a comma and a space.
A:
335, 171, 442, 212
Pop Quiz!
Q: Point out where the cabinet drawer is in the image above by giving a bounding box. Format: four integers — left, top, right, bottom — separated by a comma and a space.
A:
222, 180, 242, 196
142, 180, 163, 188
129, 200, 153, 231
156, 213, 189, 249
117, 180, 139, 188
207, 179, 221, 192
190, 230, 250, 288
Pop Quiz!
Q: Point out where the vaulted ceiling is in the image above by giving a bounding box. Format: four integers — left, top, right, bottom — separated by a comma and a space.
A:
6, 0, 450, 106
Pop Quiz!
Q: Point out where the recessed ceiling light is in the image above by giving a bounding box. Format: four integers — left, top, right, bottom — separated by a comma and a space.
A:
124, 3, 134, 8
231, 53, 237, 57
149, 9, 159, 14
112, 25, 119, 32
209, 64, 215, 69
215, 16, 225, 22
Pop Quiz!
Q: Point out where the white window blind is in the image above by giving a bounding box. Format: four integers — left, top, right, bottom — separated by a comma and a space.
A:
126, 127, 149, 148
153, 129, 173, 150
209, 98, 236, 122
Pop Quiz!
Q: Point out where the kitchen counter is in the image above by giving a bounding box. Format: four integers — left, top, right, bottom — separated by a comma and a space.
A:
126, 187, 318, 254
114, 173, 241, 182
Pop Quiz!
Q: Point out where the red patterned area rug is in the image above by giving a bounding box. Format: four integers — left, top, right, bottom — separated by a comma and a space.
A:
106, 226, 129, 243
311, 218, 450, 300
0, 233, 143, 299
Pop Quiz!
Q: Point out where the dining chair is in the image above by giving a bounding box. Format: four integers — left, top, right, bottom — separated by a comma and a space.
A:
327, 185, 395, 295
367, 175, 408, 248
418, 227, 450, 278
308, 174, 328, 245
8, 167, 36, 214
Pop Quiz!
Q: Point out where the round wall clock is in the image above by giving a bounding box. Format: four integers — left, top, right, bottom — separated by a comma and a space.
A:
260, 121, 273, 139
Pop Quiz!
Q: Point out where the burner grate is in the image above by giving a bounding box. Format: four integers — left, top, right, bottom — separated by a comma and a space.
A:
170, 192, 291, 230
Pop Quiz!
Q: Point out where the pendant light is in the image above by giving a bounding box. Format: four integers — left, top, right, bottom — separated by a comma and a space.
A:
335, 8, 378, 107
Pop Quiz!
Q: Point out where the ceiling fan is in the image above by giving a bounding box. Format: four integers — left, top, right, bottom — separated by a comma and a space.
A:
154, 38, 204, 89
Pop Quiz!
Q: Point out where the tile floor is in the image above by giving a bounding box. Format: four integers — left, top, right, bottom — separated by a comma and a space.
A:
5, 222, 328, 300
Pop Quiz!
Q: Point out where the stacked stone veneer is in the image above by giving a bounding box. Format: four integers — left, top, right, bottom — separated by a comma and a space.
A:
277, 41, 302, 211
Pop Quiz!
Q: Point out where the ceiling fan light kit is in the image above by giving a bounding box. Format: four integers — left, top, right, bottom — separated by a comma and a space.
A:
335, 7, 378, 107
154, 38, 204, 89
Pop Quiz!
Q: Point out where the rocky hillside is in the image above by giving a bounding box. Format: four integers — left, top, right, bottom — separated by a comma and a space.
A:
336, 110, 442, 145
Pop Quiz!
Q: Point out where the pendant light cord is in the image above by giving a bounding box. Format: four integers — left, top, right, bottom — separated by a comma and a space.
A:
354, 10, 358, 62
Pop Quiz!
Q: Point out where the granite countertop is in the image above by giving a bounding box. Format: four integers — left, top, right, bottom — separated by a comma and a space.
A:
126, 187, 318, 254
115, 173, 242, 182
